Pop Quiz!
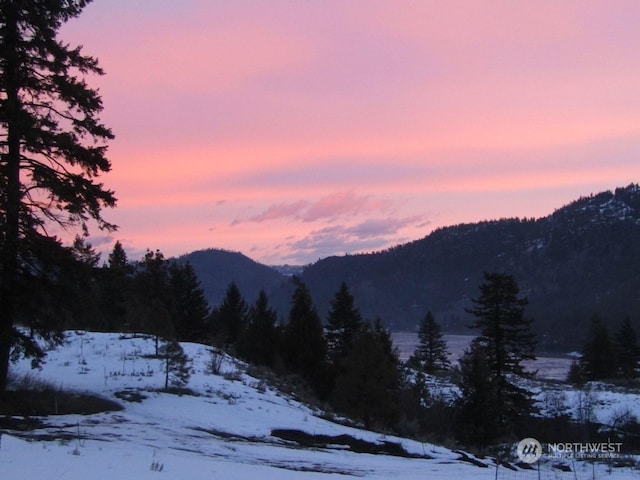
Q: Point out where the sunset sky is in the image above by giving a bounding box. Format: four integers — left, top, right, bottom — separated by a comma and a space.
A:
60, 1, 640, 265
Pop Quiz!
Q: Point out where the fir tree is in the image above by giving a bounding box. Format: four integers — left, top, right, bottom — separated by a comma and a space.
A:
169, 262, 210, 342
100, 241, 132, 331
455, 343, 501, 450
134, 249, 173, 354
282, 277, 327, 392
210, 281, 248, 350
326, 282, 363, 364
0, 0, 116, 392
331, 321, 400, 428
159, 340, 191, 390
237, 289, 279, 367
412, 311, 450, 373
466, 272, 536, 431
614, 316, 640, 380
581, 314, 615, 380
108, 241, 130, 273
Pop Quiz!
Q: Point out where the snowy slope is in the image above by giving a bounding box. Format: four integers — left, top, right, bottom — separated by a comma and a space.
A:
1, 332, 638, 479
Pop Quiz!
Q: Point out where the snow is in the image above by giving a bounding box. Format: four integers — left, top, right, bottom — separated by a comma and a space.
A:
1, 331, 639, 479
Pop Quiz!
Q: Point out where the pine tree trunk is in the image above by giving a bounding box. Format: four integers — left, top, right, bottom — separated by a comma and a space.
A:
0, 3, 22, 394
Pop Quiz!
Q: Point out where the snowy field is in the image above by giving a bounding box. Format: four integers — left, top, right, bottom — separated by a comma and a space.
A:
1, 331, 639, 479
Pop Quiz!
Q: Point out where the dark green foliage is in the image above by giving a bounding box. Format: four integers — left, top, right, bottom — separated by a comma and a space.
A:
98, 241, 133, 332
331, 321, 400, 429
0, 0, 115, 392
282, 277, 327, 391
237, 289, 280, 367
566, 360, 586, 386
410, 311, 450, 373
169, 262, 210, 342
159, 341, 191, 390
465, 273, 536, 432
467, 273, 536, 378
614, 316, 640, 380
580, 314, 615, 380
209, 281, 249, 350
325, 282, 363, 364
287, 184, 640, 346
131, 250, 173, 354
455, 343, 501, 450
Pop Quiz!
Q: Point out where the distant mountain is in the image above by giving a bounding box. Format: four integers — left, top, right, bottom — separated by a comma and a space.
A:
182, 184, 640, 350
175, 249, 286, 308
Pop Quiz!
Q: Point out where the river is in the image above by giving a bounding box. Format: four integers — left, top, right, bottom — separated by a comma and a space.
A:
391, 332, 573, 381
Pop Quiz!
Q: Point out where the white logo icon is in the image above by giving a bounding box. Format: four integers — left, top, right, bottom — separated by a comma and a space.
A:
517, 437, 542, 463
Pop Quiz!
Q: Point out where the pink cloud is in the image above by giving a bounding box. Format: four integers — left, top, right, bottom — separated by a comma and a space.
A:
248, 200, 309, 222
58, 1, 640, 265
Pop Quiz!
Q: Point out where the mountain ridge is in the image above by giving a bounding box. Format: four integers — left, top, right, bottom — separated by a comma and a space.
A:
180, 184, 640, 350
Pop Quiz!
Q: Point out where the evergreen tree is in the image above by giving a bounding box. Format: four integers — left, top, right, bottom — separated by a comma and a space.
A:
0, 0, 116, 392
580, 314, 615, 380
66, 236, 102, 329
108, 241, 129, 273
209, 281, 248, 350
159, 340, 191, 390
237, 289, 279, 367
466, 272, 536, 431
169, 262, 210, 342
282, 277, 327, 392
411, 311, 450, 374
614, 316, 640, 380
455, 343, 501, 450
132, 249, 173, 354
331, 321, 400, 429
100, 241, 132, 332
326, 282, 363, 364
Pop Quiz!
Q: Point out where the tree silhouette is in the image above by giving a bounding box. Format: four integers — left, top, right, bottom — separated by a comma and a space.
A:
331, 321, 400, 428
581, 314, 615, 380
160, 340, 191, 390
411, 311, 450, 374
0, 1, 115, 392
455, 343, 500, 450
282, 277, 327, 391
466, 272, 536, 431
169, 262, 210, 342
237, 289, 280, 367
614, 316, 640, 380
209, 281, 248, 350
326, 282, 363, 364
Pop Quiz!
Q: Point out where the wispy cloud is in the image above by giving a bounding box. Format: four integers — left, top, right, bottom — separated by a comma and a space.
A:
241, 191, 393, 225
248, 200, 309, 222
284, 215, 424, 263
61, 1, 640, 264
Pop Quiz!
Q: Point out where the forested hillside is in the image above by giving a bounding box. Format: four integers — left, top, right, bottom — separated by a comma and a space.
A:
185, 184, 640, 350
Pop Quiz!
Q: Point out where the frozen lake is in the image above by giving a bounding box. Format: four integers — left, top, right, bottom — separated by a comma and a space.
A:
391, 332, 573, 381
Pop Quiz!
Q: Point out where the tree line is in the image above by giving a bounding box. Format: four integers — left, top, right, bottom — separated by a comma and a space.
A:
68, 246, 544, 449
568, 314, 640, 384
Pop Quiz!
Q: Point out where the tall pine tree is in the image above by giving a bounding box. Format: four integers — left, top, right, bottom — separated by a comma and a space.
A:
580, 314, 615, 380
326, 282, 363, 364
282, 277, 327, 392
614, 316, 640, 380
411, 311, 450, 374
169, 262, 210, 342
0, 1, 116, 392
209, 281, 248, 350
466, 272, 536, 431
237, 289, 279, 367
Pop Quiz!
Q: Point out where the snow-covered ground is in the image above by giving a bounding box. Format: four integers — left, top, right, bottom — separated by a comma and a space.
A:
1, 331, 638, 479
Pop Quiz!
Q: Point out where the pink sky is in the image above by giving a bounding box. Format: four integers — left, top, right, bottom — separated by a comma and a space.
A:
60, 1, 640, 265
